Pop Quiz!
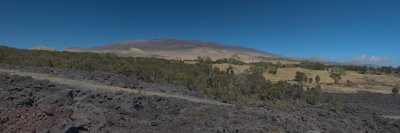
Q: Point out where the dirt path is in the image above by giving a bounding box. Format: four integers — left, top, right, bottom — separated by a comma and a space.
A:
0, 69, 233, 106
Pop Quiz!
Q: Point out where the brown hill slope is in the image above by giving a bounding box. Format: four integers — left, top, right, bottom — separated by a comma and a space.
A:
31, 45, 56, 51
65, 39, 295, 63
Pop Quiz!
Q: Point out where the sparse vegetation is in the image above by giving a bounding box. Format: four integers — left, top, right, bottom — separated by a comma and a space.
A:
196, 56, 213, 64
297, 61, 326, 70
330, 67, 345, 84
0, 46, 321, 105
324, 94, 343, 112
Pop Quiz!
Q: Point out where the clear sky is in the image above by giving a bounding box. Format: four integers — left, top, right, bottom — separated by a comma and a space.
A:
0, 0, 399, 66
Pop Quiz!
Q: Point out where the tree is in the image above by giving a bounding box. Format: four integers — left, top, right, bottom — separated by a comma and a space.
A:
294, 72, 307, 84
299, 61, 326, 70
293, 72, 307, 103
228, 54, 244, 65
315, 75, 321, 84
250, 63, 267, 74
381, 66, 393, 74
197, 56, 213, 64
269, 66, 278, 75
330, 67, 345, 84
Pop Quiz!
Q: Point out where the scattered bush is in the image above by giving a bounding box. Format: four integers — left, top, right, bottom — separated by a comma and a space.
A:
315, 75, 320, 84
324, 94, 343, 112
298, 61, 326, 70
0, 46, 326, 105
392, 87, 399, 94
329, 67, 345, 84
269, 66, 278, 75
196, 56, 213, 64
294, 72, 307, 83
345, 80, 353, 87
308, 78, 313, 84
304, 85, 321, 105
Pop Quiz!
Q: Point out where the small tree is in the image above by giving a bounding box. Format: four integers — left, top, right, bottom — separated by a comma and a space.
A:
330, 67, 345, 84
295, 72, 307, 84
269, 66, 278, 75
308, 78, 313, 84
393, 87, 399, 94
293, 72, 307, 103
330, 73, 342, 84
315, 75, 321, 84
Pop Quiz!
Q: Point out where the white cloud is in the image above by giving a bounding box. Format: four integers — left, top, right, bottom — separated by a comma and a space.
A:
352, 54, 390, 64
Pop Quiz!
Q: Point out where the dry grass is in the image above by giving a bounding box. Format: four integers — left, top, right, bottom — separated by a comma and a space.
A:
212, 65, 400, 94
264, 67, 400, 94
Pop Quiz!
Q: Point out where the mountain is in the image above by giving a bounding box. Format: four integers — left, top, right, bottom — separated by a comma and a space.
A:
65, 39, 296, 63
31, 45, 56, 51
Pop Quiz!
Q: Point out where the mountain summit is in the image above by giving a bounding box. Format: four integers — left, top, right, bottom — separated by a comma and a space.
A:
65, 39, 280, 62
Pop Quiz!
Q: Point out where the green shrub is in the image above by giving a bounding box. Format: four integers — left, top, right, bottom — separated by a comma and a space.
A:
329, 67, 345, 84
269, 66, 278, 75
315, 75, 320, 84
294, 72, 307, 83
304, 85, 321, 105
324, 94, 343, 112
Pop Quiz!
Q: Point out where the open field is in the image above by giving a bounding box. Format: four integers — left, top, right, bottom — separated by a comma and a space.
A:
213, 64, 400, 94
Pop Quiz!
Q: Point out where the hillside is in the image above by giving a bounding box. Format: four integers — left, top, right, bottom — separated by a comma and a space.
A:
65, 39, 298, 63
31, 45, 56, 51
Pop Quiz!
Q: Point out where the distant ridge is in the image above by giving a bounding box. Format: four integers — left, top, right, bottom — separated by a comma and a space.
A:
65, 38, 297, 63
31, 45, 56, 51
91, 39, 272, 54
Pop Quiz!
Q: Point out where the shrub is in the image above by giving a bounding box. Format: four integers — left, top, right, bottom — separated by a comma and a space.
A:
305, 85, 321, 105
294, 72, 307, 83
298, 61, 326, 70
393, 87, 399, 94
324, 94, 343, 112
308, 78, 313, 84
329, 67, 345, 84
269, 66, 278, 75
315, 75, 320, 84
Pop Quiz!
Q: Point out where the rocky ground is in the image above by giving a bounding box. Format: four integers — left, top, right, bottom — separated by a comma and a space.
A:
0, 66, 399, 133
0, 64, 206, 98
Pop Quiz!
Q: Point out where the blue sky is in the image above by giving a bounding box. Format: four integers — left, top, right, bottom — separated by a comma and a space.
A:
0, 0, 399, 66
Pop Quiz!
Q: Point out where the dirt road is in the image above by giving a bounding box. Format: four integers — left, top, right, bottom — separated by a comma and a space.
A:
0, 69, 233, 106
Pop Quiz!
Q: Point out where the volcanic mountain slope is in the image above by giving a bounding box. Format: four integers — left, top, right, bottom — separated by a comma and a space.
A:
31, 45, 56, 51
65, 39, 293, 63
